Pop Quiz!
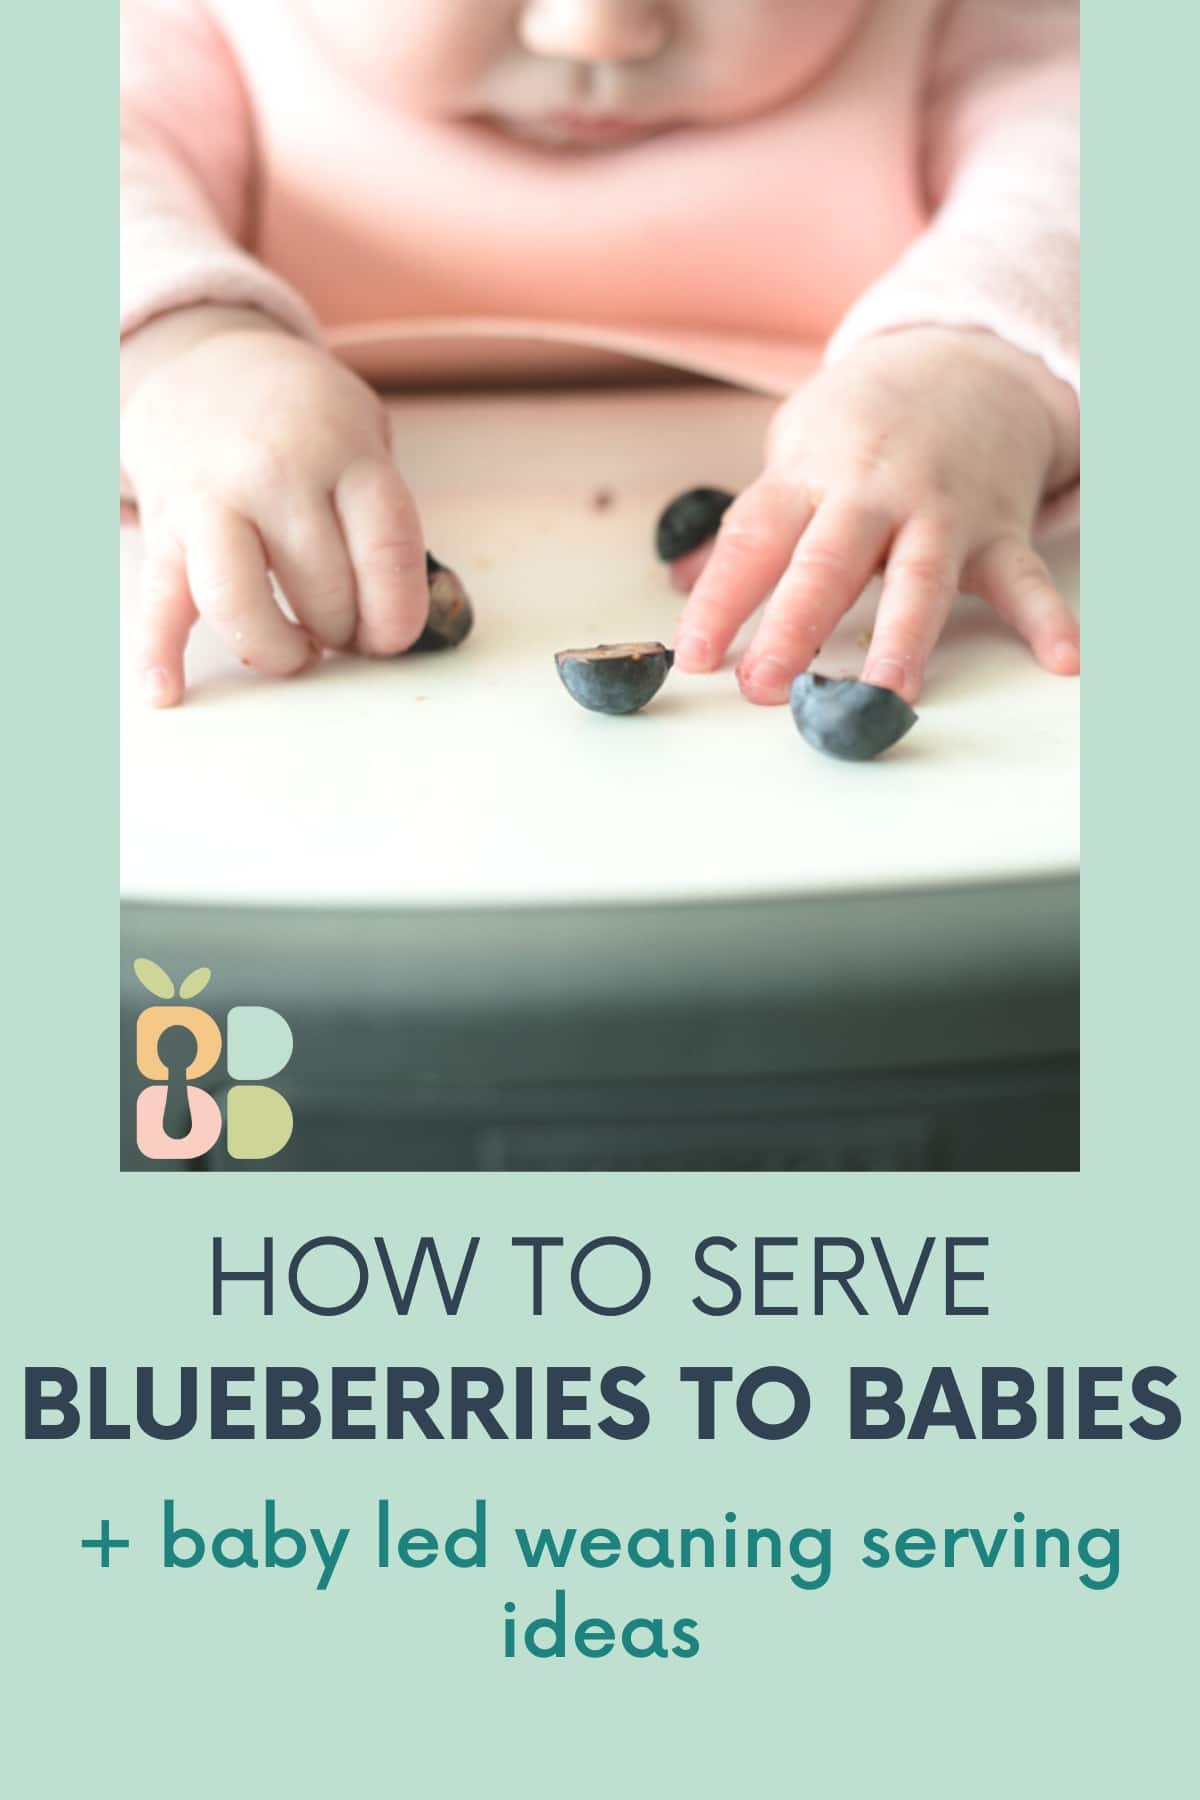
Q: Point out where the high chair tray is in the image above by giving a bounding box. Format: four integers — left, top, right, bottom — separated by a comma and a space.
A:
120, 382, 1077, 1171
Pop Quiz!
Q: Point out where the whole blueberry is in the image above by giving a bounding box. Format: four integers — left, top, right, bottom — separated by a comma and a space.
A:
555, 642, 675, 715
405, 551, 474, 651
790, 673, 917, 761
654, 487, 735, 562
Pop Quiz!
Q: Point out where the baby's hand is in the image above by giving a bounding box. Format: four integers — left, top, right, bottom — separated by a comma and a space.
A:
673, 328, 1080, 704
121, 308, 430, 706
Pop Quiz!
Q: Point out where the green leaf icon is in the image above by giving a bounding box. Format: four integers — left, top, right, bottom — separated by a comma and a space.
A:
133, 957, 175, 999
179, 967, 212, 1000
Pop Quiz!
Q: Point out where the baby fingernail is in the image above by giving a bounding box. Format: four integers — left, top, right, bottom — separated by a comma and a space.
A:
1050, 639, 1080, 672
142, 666, 170, 703
863, 658, 907, 693
739, 655, 791, 700
674, 630, 713, 670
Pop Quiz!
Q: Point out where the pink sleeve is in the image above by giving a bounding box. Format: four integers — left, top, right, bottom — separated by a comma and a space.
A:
120, 0, 321, 342
825, 0, 1079, 532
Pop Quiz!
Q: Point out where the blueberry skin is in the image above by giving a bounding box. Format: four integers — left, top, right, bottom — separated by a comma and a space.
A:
654, 487, 735, 562
789, 673, 917, 761
405, 551, 474, 652
556, 642, 675, 715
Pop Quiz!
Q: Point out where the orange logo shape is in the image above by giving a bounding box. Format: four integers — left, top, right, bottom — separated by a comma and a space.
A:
132, 960, 293, 1165
135, 1005, 222, 1080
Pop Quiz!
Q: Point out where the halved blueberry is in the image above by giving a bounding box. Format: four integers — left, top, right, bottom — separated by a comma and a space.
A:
407, 551, 474, 651
790, 673, 917, 761
654, 487, 735, 562
555, 641, 675, 714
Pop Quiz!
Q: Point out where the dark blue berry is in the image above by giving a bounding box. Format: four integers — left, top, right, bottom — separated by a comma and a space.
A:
556, 642, 675, 714
405, 551, 474, 651
790, 673, 917, 761
654, 487, 735, 561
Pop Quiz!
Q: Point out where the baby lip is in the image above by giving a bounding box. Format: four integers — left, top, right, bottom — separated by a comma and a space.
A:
536, 110, 657, 141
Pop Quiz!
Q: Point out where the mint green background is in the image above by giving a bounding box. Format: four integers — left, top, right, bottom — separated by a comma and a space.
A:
6, 5, 1197, 1797
7, 1200, 1195, 1797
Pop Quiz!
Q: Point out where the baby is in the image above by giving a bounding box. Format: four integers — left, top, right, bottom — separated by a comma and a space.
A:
120, 0, 1080, 709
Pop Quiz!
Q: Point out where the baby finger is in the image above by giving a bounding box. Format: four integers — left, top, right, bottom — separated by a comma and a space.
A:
862, 521, 961, 702
261, 495, 358, 650
335, 457, 429, 658
965, 536, 1080, 674
186, 504, 318, 677
737, 500, 892, 704
136, 529, 196, 708
673, 479, 813, 673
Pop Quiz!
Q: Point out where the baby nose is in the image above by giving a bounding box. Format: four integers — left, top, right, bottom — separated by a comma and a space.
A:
518, 0, 670, 64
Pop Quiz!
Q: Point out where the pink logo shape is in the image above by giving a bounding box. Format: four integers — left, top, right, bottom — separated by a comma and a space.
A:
135, 1085, 223, 1159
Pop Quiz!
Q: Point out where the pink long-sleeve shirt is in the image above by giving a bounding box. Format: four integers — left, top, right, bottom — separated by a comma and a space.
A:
121, 0, 1079, 521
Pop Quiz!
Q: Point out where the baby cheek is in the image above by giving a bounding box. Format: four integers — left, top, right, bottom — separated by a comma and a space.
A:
725, 0, 873, 96
293, 0, 508, 109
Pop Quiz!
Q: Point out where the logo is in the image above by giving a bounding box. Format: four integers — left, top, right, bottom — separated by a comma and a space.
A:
133, 959, 293, 1162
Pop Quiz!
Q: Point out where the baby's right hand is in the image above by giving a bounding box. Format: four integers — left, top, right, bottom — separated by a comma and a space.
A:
121, 309, 431, 706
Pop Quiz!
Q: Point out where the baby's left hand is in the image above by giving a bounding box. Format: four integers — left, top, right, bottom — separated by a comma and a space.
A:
672, 327, 1080, 704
